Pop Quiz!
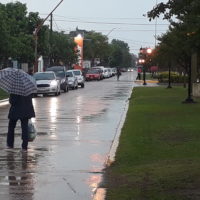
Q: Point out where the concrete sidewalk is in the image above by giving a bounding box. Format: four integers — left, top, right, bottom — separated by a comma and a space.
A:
0, 98, 8, 106
0, 72, 136, 200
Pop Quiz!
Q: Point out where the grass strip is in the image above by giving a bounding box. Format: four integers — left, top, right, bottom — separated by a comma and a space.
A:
103, 86, 200, 200
0, 88, 9, 100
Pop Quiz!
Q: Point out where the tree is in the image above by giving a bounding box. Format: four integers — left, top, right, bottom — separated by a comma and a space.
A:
83, 31, 110, 66
0, 3, 10, 67
148, 0, 200, 101
109, 39, 132, 68
0, 2, 78, 69
148, 0, 200, 51
0, 2, 41, 66
148, 0, 200, 72
51, 31, 77, 66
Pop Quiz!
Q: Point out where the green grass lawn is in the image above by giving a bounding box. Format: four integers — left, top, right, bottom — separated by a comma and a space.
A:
145, 72, 158, 80
103, 86, 200, 200
0, 89, 9, 100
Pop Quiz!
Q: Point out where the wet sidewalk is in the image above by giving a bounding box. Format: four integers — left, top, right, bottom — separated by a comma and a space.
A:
0, 71, 159, 199
0, 72, 138, 200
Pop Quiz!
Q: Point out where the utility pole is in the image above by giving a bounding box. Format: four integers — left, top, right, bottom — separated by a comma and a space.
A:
155, 0, 158, 47
33, 0, 64, 72
50, 13, 53, 66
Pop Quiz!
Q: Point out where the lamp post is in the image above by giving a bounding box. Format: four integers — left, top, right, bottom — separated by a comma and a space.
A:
183, 32, 196, 103
139, 48, 147, 85
138, 58, 146, 85
183, 56, 195, 103
139, 47, 152, 85
167, 61, 172, 88
74, 34, 84, 69
33, 0, 63, 72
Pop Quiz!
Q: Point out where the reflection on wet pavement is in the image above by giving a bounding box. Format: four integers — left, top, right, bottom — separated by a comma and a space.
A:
0, 150, 39, 200
0, 72, 137, 199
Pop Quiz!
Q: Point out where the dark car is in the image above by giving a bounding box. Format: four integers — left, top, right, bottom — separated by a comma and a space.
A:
46, 66, 69, 92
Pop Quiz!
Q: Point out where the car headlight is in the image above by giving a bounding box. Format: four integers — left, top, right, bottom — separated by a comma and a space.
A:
50, 80, 58, 87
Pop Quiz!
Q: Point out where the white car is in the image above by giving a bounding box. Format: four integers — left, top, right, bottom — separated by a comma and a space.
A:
66, 70, 78, 90
102, 68, 109, 78
111, 68, 117, 76
107, 68, 112, 77
33, 72, 61, 96
72, 69, 85, 88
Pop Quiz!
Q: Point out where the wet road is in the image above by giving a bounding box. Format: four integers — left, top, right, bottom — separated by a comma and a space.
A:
0, 71, 137, 200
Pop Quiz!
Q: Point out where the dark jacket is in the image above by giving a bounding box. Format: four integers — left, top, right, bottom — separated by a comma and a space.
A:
117, 68, 121, 76
8, 94, 35, 120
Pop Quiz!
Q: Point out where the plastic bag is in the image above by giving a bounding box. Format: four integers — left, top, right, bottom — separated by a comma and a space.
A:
28, 121, 37, 142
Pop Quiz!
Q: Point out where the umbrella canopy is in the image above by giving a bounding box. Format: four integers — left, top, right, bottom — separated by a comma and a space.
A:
0, 68, 37, 96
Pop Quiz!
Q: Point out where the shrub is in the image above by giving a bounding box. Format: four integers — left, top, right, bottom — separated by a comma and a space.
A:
158, 71, 187, 83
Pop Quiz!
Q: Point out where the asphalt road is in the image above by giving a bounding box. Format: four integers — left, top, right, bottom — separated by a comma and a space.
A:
0, 71, 137, 200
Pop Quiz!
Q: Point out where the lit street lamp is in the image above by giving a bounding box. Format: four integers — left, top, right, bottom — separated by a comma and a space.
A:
139, 47, 152, 85
74, 34, 84, 69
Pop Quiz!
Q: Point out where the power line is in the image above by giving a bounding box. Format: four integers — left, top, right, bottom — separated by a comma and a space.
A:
53, 15, 61, 31
109, 36, 155, 45
53, 19, 169, 26
41, 13, 151, 21
59, 28, 166, 32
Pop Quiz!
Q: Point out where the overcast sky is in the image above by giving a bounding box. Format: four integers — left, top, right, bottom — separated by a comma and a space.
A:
2, 0, 169, 55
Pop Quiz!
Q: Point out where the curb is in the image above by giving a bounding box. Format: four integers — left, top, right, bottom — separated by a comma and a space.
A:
105, 96, 130, 167
92, 98, 131, 200
0, 98, 9, 105
104, 86, 133, 167
134, 80, 159, 84
92, 89, 132, 200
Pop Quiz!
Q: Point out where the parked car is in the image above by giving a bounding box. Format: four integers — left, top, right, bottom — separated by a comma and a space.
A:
46, 66, 69, 92
102, 68, 109, 78
92, 67, 104, 79
111, 68, 117, 76
72, 69, 85, 88
33, 72, 61, 96
85, 69, 101, 81
66, 70, 78, 89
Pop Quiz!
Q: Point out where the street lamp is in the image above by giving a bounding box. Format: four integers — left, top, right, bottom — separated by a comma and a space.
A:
147, 48, 152, 54
33, 0, 63, 72
74, 34, 84, 69
167, 61, 172, 89
139, 48, 147, 85
183, 56, 195, 103
139, 47, 152, 85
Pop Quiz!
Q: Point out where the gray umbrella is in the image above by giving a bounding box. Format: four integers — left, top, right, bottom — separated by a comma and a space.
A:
0, 68, 37, 96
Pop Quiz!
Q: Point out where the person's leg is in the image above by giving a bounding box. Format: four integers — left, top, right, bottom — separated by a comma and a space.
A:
20, 118, 29, 150
7, 119, 17, 148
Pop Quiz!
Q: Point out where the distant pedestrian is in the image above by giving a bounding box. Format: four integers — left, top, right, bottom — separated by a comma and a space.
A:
7, 94, 35, 151
117, 67, 121, 81
136, 67, 142, 80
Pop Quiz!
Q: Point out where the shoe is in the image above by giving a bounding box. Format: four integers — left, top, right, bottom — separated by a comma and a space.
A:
6, 146, 14, 151
21, 148, 28, 153
22, 141, 28, 150
6, 145, 13, 149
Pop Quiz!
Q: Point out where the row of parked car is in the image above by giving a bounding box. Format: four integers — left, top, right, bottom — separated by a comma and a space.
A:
33, 66, 85, 97
84, 66, 117, 81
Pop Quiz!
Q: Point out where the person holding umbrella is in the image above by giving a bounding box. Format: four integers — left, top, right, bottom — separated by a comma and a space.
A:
0, 68, 37, 151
